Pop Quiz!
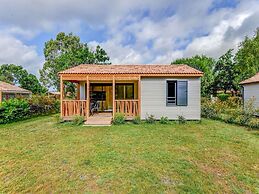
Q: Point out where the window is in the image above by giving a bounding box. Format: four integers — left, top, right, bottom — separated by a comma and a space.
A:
115, 83, 134, 99
167, 81, 188, 106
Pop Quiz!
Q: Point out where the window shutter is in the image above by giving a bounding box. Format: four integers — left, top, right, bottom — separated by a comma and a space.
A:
177, 81, 188, 106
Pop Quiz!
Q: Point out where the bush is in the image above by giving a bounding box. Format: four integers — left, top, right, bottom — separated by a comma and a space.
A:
28, 95, 60, 115
72, 115, 85, 125
160, 116, 169, 124
0, 95, 60, 124
178, 115, 186, 124
113, 113, 126, 125
145, 114, 156, 124
247, 118, 259, 129
0, 99, 30, 124
217, 93, 230, 101
201, 97, 259, 129
132, 115, 141, 124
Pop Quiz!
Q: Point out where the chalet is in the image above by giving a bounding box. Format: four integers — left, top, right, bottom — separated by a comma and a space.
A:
240, 73, 259, 109
59, 64, 203, 124
0, 81, 32, 103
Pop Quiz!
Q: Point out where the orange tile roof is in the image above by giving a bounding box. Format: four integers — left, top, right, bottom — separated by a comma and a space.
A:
0, 81, 32, 93
59, 64, 203, 76
240, 73, 259, 85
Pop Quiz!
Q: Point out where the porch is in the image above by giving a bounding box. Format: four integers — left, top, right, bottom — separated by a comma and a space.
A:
60, 75, 141, 121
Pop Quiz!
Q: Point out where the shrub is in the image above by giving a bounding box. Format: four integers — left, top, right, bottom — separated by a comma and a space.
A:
247, 118, 259, 129
0, 95, 60, 124
178, 115, 186, 124
217, 93, 230, 101
160, 116, 169, 124
113, 113, 126, 125
72, 115, 85, 125
55, 114, 64, 123
0, 99, 30, 124
28, 95, 60, 115
145, 114, 156, 124
132, 115, 141, 124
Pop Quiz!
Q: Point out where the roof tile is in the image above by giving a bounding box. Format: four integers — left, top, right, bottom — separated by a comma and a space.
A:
0, 81, 32, 93
240, 73, 259, 85
59, 64, 203, 75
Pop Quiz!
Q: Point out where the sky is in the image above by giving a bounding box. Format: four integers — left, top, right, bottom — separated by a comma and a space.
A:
0, 0, 259, 76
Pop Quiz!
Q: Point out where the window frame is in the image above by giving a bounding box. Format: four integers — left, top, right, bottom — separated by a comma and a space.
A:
166, 80, 177, 106
115, 83, 134, 100
166, 80, 188, 107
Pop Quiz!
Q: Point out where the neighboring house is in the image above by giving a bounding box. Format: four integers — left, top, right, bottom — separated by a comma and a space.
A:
240, 72, 259, 109
0, 81, 32, 103
59, 64, 203, 121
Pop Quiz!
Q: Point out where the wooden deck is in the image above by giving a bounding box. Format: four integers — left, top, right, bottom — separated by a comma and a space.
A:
84, 112, 112, 126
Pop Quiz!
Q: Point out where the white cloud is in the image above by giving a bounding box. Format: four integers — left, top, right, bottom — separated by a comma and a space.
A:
0, 33, 43, 75
0, 0, 259, 74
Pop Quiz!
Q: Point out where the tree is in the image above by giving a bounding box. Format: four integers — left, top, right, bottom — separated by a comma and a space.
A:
235, 28, 259, 82
40, 32, 110, 91
0, 64, 46, 94
172, 55, 215, 96
212, 49, 239, 94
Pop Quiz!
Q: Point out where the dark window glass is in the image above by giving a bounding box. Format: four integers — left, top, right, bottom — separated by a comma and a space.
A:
177, 81, 188, 106
115, 84, 134, 99
167, 81, 177, 105
167, 81, 188, 106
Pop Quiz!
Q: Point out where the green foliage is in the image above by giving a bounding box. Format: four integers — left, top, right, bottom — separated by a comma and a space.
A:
172, 55, 215, 96
28, 95, 60, 115
201, 97, 259, 129
217, 93, 230, 101
0, 99, 30, 123
72, 115, 85, 125
132, 115, 141, 124
178, 115, 186, 124
145, 114, 156, 124
113, 113, 126, 125
0, 96, 59, 124
235, 28, 259, 82
213, 49, 239, 93
0, 64, 46, 94
40, 32, 110, 91
159, 116, 169, 124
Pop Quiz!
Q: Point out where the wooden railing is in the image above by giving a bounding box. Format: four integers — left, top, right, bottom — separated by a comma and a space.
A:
62, 100, 87, 118
115, 99, 139, 117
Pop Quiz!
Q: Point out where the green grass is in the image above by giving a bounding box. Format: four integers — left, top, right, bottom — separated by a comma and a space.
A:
0, 115, 259, 193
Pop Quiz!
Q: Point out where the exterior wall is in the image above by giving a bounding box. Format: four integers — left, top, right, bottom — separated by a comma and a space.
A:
141, 77, 201, 120
243, 83, 259, 109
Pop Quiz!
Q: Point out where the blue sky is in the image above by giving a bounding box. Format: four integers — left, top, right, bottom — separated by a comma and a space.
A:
0, 0, 259, 75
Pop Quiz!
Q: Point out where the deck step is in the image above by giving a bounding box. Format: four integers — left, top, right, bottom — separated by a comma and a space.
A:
84, 113, 112, 126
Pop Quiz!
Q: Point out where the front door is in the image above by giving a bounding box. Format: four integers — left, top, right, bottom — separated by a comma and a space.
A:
90, 83, 113, 112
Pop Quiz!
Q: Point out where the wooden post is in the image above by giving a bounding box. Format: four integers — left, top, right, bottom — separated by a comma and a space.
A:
60, 75, 64, 118
112, 75, 115, 118
77, 82, 80, 100
0, 90, 2, 104
138, 76, 141, 117
86, 76, 89, 120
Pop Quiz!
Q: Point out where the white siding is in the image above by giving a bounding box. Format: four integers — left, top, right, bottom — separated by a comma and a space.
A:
141, 77, 201, 120
243, 83, 259, 109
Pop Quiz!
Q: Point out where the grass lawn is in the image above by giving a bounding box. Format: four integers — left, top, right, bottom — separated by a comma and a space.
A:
0, 115, 259, 193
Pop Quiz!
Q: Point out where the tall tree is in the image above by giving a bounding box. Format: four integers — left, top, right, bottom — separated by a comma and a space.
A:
213, 49, 239, 94
172, 55, 215, 96
235, 28, 259, 82
0, 64, 46, 94
40, 32, 110, 91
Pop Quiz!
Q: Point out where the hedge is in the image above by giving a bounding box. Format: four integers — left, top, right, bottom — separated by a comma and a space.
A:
0, 96, 60, 124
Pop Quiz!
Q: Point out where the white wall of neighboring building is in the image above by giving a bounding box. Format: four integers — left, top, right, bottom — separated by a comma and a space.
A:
243, 83, 259, 109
